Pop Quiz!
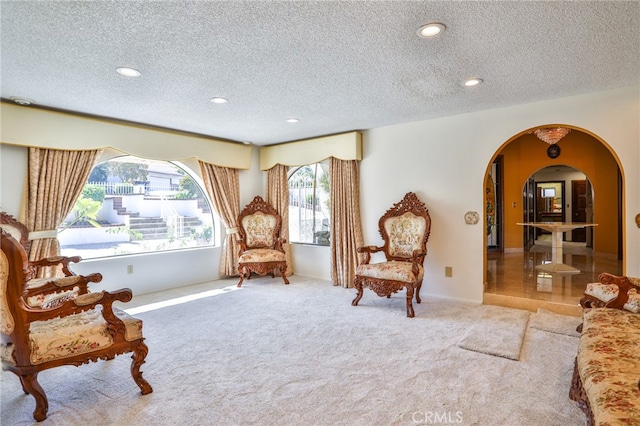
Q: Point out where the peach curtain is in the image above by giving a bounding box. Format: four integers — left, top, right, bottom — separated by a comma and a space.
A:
266, 164, 293, 275
198, 161, 240, 277
329, 158, 364, 287
26, 148, 103, 275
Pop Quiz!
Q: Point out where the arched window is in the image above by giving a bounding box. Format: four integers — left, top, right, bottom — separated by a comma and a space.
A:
58, 155, 216, 259
288, 162, 330, 245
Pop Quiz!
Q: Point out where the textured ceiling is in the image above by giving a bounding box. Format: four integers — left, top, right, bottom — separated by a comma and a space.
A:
1, 1, 639, 146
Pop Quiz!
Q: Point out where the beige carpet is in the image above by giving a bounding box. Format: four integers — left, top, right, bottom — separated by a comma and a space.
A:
1, 276, 584, 425
457, 306, 530, 360
529, 308, 582, 338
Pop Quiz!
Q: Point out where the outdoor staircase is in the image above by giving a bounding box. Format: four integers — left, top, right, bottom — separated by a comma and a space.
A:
111, 196, 204, 240
129, 216, 203, 240
111, 197, 139, 218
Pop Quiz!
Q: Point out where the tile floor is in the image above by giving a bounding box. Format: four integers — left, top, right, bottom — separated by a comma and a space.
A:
484, 238, 622, 316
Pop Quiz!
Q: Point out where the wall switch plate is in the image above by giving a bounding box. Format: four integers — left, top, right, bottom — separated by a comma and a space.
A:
445, 266, 453, 277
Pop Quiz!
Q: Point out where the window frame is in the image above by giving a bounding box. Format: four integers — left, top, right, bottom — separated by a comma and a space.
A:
287, 161, 330, 246
58, 156, 219, 260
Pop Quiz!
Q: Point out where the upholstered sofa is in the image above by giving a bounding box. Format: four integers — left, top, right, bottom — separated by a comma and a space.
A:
570, 273, 640, 425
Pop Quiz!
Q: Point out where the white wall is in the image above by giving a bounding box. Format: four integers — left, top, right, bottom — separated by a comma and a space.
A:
2, 86, 639, 301
0, 143, 27, 214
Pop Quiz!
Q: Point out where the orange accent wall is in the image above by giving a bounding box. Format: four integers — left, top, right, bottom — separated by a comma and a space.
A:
500, 131, 619, 254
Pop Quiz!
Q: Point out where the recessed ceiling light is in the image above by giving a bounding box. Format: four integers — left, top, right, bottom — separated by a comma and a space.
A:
9, 96, 34, 106
417, 23, 446, 38
464, 78, 483, 87
286, 118, 299, 123
116, 67, 141, 77
210, 97, 229, 104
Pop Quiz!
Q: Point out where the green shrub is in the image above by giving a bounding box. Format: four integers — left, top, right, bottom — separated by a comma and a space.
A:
82, 184, 106, 203
173, 190, 194, 200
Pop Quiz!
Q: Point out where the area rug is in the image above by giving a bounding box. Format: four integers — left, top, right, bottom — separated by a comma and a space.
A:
529, 308, 582, 338
457, 305, 530, 360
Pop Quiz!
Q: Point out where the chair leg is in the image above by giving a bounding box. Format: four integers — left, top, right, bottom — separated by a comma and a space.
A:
20, 373, 48, 422
352, 280, 364, 306
415, 279, 423, 304
131, 341, 153, 395
405, 286, 415, 318
237, 267, 246, 288
280, 266, 290, 284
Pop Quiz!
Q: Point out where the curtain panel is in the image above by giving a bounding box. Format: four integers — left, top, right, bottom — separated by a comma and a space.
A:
329, 158, 364, 288
266, 164, 293, 275
199, 161, 240, 277
26, 147, 103, 276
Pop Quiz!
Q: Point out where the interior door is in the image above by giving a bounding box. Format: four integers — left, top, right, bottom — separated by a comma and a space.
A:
572, 180, 587, 242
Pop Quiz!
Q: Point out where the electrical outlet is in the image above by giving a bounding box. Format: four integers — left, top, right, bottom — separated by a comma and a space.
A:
445, 266, 453, 277
127, 265, 133, 274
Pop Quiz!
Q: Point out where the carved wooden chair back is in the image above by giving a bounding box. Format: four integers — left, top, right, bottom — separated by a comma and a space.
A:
1, 211, 31, 254
236, 196, 289, 287
238, 196, 282, 250
0, 230, 152, 421
378, 193, 431, 264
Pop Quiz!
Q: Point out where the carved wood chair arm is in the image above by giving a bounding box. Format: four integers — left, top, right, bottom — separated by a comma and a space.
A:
236, 237, 248, 253
357, 245, 382, 253
20, 288, 132, 323
356, 245, 382, 265
23, 272, 102, 299
274, 237, 287, 251
29, 255, 82, 276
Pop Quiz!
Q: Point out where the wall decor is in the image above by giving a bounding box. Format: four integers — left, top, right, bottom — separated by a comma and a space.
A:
465, 211, 479, 225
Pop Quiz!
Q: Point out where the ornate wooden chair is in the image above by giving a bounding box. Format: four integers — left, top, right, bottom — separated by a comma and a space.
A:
236, 196, 289, 287
352, 192, 431, 317
1, 230, 152, 421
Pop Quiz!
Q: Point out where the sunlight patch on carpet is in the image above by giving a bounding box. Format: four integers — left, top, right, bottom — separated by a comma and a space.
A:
457, 306, 530, 361
125, 285, 241, 315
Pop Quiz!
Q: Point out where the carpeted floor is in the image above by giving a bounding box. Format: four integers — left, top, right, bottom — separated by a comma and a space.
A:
457, 305, 530, 360
1, 276, 584, 425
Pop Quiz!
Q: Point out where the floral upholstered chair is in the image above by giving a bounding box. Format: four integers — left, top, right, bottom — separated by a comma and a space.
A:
236, 196, 289, 287
580, 272, 640, 313
0, 230, 152, 422
352, 192, 431, 317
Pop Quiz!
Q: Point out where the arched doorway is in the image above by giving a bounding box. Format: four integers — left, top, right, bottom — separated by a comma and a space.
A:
483, 126, 624, 313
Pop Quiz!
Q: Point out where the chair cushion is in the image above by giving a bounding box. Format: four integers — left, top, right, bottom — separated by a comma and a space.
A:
577, 308, 640, 423
624, 288, 640, 313
23, 307, 142, 365
356, 260, 424, 283
239, 248, 286, 263
25, 276, 82, 308
383, 212, 427, 258
585, 282, 619, 303
241, 211, 277, 247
